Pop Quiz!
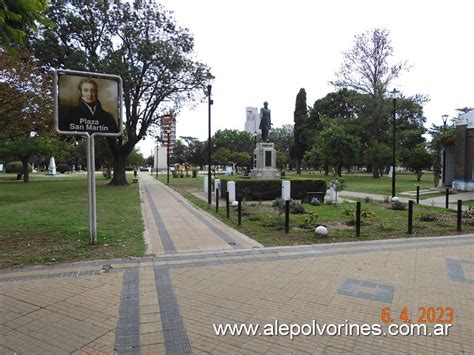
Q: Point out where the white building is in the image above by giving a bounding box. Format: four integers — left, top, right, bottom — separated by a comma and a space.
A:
153, 114, 176, 171
244, 107, 260, 136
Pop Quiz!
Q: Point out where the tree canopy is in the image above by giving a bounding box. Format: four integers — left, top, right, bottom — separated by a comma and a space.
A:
30, 0, 211, 185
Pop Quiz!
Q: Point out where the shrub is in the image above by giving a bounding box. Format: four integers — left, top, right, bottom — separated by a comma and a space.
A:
6, 161, 32, 173
417, 213, 438, 222
56, 164, 70, 174
391, 201, 407, 210
192, 168, 198, 178
272, 198, 306, 214
290, 200, 305, 214
220, 178, 326, 201
172, 170, 179, 178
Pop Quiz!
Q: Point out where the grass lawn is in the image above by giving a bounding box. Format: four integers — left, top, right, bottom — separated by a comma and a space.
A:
285, 171, 436, 196
156, 173, 474, 247
0, 173, 144, 268
464, 200, 474, 207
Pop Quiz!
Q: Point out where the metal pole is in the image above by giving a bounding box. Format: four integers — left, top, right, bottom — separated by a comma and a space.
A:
167, 131, 170, 185
392, 96, 396, 198
408, 200, 413, 235
356, 201, 361, 238
207, 84, 212, 206
457, 200, 462, 232
155, 144, 158, 178
285, 200, 290, 233
237, 197, 241, 226
87, 135, 97, 245
216, 188, 219, 213
445, 188, 449, 209
416, 186, 420, 205
226, 191, 230, 219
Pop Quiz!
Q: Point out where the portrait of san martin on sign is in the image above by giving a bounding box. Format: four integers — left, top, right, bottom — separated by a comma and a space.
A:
57, 74, 120, 135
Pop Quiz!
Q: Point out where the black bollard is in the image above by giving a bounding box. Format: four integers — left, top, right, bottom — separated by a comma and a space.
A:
445, 188, 449, 209
237, 198, 242, 226
226, 191, 230, 219
408, 200, 413, 234
416, 186, 420, 205
216, 188, 219, 213
457, 200, 462, 232
356, 201, 361, 238
285, 200, 290, 233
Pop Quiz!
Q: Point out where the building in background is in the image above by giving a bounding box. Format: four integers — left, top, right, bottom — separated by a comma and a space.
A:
154, 114, 176, 171
452, 110, 474, 191
244, 107, 260, 136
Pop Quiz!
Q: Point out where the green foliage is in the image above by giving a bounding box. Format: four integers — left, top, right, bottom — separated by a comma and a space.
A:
299, 212, 319, 229
6, 161, 31, 173
391, 200, 407, 210
292, 88, 312, 173
1, 0, 51, 48
308, 119, 360, 176
343, 205, 375, 222
56, 164, 69, 174
192, 168, 198, 178
31, 0, 210, 185
272, 198, 306, 214
405, 143, 433, 181
126, 148, 145, 168
220, 178, 326, 201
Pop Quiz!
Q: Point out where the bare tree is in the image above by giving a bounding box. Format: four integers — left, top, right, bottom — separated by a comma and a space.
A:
332, 28, 408, 178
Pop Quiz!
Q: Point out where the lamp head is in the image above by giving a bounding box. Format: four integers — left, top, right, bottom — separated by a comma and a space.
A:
441, 114, 449, 126
389, 88, 401, 99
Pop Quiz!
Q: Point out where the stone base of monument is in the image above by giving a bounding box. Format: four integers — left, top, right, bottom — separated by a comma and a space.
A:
250, 142, 279, 180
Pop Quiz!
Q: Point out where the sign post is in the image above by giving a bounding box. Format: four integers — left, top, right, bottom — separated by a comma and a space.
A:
54, 69, 123, 245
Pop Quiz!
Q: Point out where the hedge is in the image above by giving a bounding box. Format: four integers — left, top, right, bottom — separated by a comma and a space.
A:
6, 161, 32, 173
219, 178, 326, 201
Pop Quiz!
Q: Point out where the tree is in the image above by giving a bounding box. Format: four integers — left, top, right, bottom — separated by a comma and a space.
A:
212, 129, 254, 153
0, 48, 57, 182
30, 0, 210, 185
332, 28, 409, 178
271, 124, 293, 169
126, 148, 144, 168
305, 119, 360, 177
0, 0, 50, 48
291, 88, 311, 174
406, 144, 433, 181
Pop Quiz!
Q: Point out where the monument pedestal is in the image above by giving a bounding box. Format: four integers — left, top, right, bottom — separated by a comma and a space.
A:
250, 143, 279, 180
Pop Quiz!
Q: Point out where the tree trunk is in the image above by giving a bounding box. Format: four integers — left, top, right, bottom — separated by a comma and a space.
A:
324, 164, 329, 176
372, 159, 380, 179
110, 153, 129, 186
336, 164, 342, 177
296, 160, 302, 175
21, 159, 30, 183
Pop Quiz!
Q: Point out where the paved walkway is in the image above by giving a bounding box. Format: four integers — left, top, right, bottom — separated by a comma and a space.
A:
139, 173, 261, 254
0, 174, 473, 354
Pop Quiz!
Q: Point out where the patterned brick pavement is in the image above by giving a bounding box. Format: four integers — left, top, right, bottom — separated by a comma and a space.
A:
0, 234, 472, 354
0, 173, 472, 354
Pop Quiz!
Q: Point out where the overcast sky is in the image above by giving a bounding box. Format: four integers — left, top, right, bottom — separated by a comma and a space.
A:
138, 0, 474, 156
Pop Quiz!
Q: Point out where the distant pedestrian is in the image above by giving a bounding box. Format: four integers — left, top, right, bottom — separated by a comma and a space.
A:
133, 167, 138, 177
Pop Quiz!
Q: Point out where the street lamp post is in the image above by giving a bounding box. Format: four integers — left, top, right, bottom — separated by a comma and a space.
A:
441, 114, 449, 185
167, 130, 170, 185
207, 78, 214, 206
390, 89, 400, 198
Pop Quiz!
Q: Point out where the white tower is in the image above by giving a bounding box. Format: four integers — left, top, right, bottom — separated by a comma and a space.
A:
244, 107, 260, 136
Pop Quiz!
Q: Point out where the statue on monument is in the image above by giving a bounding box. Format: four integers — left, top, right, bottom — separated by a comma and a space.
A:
259, 101, 272, 142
